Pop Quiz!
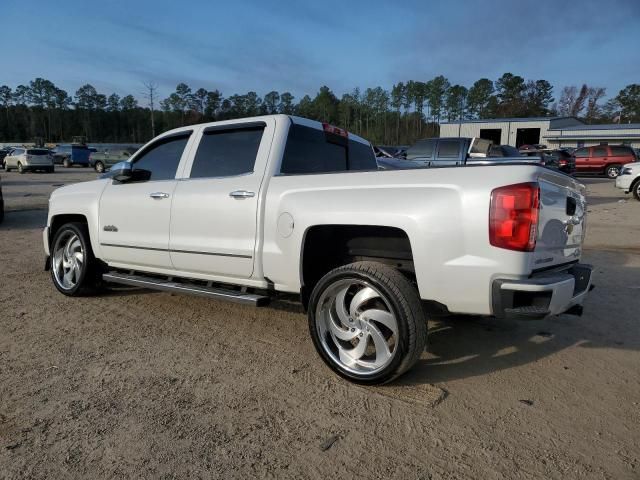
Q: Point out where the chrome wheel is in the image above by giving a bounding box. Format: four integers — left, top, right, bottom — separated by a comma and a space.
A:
52, 231, 84, 290
95, 161, 104, 173
606, 166, 620, 178
315, 279, 398, 376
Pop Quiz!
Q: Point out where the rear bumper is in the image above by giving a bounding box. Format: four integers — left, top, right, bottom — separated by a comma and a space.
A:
492, 263, 593, 320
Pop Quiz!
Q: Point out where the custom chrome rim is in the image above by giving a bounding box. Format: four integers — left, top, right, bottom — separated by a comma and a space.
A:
52, 230, 84, 290
316, 279, 399, 375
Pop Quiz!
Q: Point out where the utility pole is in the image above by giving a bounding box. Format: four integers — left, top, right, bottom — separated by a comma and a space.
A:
142, 81, 158, 137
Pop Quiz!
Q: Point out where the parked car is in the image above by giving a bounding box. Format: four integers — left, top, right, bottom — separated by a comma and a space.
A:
3, 147, 54, 173
0, 147, 12, 164
542, 149, 576, 175
44, 115, 593, 384
615, 162, 640, 201
573, 145, 638, 178
50, 144, 91, 167
89, 148, 137, 173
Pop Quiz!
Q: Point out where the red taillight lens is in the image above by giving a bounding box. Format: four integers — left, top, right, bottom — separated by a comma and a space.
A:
489, 182, 540, 252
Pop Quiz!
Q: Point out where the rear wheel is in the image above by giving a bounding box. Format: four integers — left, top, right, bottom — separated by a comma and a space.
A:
50, 222, 101, 296
94, 161, 105, 173
46, 166, 54, 173
17, 162, 25, 174
308, 261, 427, 384
606, 164, 621, 178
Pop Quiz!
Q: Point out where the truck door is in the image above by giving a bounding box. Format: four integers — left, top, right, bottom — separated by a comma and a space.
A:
98, 132, 193, 270
169, 119, 274, 279
591, 146, 608, 173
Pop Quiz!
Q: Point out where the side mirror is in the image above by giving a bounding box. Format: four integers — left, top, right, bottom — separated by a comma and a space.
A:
111, 161, 133, 182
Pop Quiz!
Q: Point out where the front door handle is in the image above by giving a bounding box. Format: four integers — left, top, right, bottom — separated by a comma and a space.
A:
149, 192, 170, 199
229, 190, 255, 199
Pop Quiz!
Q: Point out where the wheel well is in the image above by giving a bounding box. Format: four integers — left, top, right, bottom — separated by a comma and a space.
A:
300, 225, 414, 308
49, 214, 88, 245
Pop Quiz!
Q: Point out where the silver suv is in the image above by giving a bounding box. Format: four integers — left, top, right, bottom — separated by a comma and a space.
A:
3, 147, 54, 173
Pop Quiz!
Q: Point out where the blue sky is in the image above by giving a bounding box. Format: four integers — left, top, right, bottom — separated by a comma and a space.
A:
3, 0, 639, 102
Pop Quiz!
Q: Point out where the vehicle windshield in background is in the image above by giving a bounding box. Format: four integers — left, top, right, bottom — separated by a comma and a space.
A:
280, 124, 376, 174
27, 149, 50, 155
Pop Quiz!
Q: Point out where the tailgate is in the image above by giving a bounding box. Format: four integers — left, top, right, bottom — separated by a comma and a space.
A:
533, 171, 586, 269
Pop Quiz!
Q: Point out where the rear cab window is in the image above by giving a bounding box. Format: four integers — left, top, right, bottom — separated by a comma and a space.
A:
406, 139, 435, 161
280, 123, 376, 174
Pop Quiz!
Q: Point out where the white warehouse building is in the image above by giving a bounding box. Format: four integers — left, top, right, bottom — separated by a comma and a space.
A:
439, 117, 640, 149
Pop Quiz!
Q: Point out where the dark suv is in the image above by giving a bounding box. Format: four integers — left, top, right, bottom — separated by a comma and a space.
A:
573, 145, 638, 178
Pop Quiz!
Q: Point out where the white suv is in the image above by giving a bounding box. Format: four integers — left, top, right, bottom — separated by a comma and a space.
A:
3, 147, 54, 173
615, 162, 640, 201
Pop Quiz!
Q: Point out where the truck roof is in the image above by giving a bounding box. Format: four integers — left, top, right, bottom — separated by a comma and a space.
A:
156, 115, 372, 146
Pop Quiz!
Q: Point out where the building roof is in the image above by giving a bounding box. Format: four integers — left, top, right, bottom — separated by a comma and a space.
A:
548, 123, 640, 131
440, 116, 579, 125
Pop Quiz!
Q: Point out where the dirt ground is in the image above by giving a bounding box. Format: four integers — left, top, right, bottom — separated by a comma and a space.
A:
0, 169, 638, 479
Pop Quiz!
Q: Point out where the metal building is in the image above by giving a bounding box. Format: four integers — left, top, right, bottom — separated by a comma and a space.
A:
439, 117, 640, 149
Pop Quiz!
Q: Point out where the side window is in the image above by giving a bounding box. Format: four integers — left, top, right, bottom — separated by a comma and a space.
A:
593, 146, 607, 157
436, 140, 461, 159
574, 148, 589, 157
610, 146, 632, 156
279, 124, 376, 174
132, 134, 190, 181
190, 127, 264, 178
406, 139, 435, 160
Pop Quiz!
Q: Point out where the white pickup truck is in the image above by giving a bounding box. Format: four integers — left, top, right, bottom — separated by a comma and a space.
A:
43, 115, 593, 384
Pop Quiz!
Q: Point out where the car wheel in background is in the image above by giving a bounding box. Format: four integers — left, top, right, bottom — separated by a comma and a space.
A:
308, 261, 427, 384
46, 166, 54, 173
63, 158, 71, 168
606, 165, 621, 178
50, 222, 102, 296
94, 161, 105, 173
3, 162, 9, 172
17, 162, 25, 174
633, 180, 640, 201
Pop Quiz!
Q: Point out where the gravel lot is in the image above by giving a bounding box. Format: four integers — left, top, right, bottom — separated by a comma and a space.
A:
1, 169, 638, 479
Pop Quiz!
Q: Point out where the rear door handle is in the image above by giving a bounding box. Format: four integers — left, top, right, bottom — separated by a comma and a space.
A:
149, 192, 170, 199
229, 190, 255, 199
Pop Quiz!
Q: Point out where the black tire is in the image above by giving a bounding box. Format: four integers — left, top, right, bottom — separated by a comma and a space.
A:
50, 222, 102, 296
46, 166, 54, 173
308, 261, 427, 384
605, 164, 621, 179
632, 179, 640, 201
63, 158, 71, 168
17, 162, 25, 174
3, 162, 10, 172
94, 161, 105, 173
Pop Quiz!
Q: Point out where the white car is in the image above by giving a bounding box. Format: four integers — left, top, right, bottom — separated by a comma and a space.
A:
4, 147, 54, 173
615, 162, 640, 201
43, 115, 593, 384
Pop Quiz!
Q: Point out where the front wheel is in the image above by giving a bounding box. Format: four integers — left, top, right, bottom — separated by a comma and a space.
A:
633, 180, 640, 201
308, 261, 427, 384
50, 222, 102, 296
94, 161, 105, 173
606, 164, 621, 178
63, 158, 71, 168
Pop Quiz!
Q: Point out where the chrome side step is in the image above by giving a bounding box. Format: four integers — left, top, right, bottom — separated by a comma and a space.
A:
102, 272, 270, 307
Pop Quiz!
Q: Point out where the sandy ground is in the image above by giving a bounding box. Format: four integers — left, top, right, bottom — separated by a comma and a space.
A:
0, 169, 638, 479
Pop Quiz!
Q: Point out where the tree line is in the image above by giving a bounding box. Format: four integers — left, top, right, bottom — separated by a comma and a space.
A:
1, 74, 639, 146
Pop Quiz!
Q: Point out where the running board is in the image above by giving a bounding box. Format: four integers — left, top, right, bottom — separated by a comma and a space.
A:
102, 272, 270, 306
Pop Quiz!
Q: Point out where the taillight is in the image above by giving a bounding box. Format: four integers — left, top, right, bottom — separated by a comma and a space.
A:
559, 159, 567, 166
489, 182, 540, 252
